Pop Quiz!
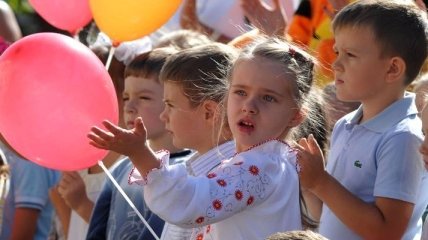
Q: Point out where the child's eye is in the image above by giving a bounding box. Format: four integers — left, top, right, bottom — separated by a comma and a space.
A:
346, 52, 356, 57
234, 90, 246, 96
140, 96, 151, 100
263, 95, 276, 102
122, 97, 129, 102
165, 102, 173, 108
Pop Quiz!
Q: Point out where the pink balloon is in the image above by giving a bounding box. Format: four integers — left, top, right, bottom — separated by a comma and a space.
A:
0, 33, 118, 171
29, 0, 92, 34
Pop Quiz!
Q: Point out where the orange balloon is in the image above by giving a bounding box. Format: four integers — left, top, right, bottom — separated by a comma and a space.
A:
90, 0, 182, 42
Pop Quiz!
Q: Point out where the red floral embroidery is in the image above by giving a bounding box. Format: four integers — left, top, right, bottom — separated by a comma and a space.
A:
249, 165, 259, 176
247, 196, 254, 205
213, 199, 222, 210
196, 233, 204, 240
195, 216, 205, 224
217, 179, 227, 187
232, 139, 290, 158
234, 161, 244, 165
235, 190, 243, 201
207, 172, 217, 178
206, 225, 211, 233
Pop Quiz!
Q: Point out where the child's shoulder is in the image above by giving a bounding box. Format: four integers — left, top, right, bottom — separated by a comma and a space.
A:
232, 139, 296, 166
371, 93, 419, 135
335, 93, 419, 134
237, 139, 290, 153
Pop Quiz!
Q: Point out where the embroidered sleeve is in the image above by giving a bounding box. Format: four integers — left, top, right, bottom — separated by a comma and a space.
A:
128, 150, 170, 185
143, 148, 292, 228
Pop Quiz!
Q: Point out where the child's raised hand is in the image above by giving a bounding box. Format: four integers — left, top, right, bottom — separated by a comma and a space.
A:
240, 0, 286, 36
88, 117, 148, 158
295, 134, 327, 192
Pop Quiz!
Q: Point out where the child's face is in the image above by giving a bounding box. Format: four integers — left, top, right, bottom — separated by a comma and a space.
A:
419, 105, 428, 169
333, 26, 392, 103
227, 57, 300, 152
160, 82, 213, 152
123, 76, 166, 140
415, 84, 428, 112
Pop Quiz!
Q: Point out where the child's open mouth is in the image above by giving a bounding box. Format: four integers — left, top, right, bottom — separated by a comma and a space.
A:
238, 120, 255, 134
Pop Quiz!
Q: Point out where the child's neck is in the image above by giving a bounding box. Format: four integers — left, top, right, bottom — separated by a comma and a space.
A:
149, 135, 182, 154
196, 137, 231, 156
360, 91, 404, 123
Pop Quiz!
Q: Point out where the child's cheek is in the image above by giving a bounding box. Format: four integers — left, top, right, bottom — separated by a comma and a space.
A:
424, 159, 428, 171
419, 145, 428, 170
419, 141, 428, 170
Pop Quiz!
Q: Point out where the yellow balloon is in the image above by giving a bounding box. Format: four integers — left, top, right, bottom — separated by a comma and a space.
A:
90, 0, 182, 43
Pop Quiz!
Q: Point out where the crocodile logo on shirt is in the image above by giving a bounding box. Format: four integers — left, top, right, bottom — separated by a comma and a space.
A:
354, 160, 362, 168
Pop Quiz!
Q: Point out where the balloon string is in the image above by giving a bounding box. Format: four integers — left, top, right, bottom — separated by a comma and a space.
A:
105, 46, 116, 71
97, 160, 160, 240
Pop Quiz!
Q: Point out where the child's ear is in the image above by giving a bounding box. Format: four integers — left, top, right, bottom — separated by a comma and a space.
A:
289, 109, 306, 128
386, 57, 406, 83
203, 100, 219, 121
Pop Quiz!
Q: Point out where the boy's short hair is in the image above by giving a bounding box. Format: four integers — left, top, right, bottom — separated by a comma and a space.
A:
124, 47, 178, 82
332, 0, 428, 85
266, 230, 328, 240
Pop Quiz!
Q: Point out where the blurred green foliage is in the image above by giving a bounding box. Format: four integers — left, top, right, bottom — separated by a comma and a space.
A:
4, 0, 69, 36
5, 0, 33, 14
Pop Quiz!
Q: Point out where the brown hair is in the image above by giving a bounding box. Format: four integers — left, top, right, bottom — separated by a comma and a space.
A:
266, 230, 328, 240
332, 0, 428, 85
154, 29, 212, 50
159, 43, 238, 107
124, 47, 178, 82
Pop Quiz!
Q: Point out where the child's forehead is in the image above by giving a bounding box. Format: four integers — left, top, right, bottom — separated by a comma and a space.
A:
416, 85, 428, 95
124, 75, 162, 88
233, 56, 297, 78
231, 57, 298, 94
422, 105, 428, 124
333, 25, 382, 52
125, 74, 159, 82
163, 81, 187, 95
334, 24, 376, 39
164, 80, 182, 89
415, 79, 428, 92
234, 56, 288, 72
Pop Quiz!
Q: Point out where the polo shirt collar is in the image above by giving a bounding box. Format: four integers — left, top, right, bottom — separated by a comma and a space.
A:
345, 92, 417, 133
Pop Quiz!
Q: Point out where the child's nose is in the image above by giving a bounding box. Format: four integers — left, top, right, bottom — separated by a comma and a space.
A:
242, 98, 258, 115
124, 99, 136, 113
159, 109, 168, 122
332, 57, 344, 72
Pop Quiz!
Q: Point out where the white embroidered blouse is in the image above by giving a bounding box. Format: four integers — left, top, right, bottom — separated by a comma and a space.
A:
130, 140, 303, 240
